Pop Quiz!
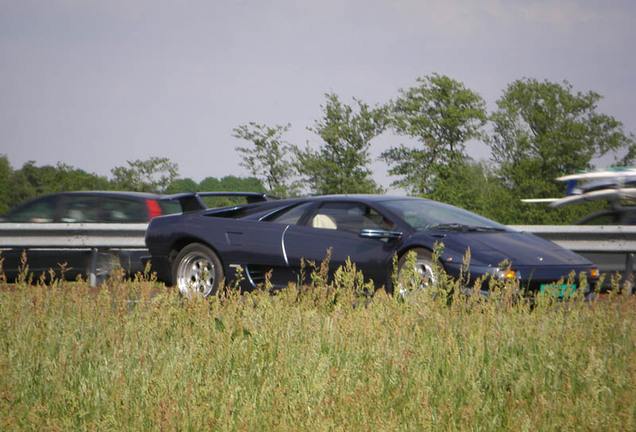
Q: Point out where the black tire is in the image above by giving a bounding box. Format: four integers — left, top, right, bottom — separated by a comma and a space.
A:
396, 248, 442, 295
172, 243, 224, 298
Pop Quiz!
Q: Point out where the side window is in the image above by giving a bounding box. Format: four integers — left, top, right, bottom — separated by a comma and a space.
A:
621, 210, 636, 225
310, 203, 393, 233
6, 196, 58, 222
579, 213, 616, 225
101, 198, 146, 222
265, 202, 315, 225
61, 197, 99, 223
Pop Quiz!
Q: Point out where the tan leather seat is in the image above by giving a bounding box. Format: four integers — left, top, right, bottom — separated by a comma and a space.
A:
312, 214, 337, 229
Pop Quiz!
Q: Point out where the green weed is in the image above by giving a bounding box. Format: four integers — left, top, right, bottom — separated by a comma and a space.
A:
0, 259, 633, 431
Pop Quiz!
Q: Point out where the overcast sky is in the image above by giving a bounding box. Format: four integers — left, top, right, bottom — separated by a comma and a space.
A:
1, 0, 635, 189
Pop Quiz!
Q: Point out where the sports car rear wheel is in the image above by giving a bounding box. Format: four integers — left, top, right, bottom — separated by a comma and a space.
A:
396, 248, 441, 295
173, 243, 224, 298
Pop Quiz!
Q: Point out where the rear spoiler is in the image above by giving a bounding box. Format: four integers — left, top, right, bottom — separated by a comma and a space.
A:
163, 192, 277, 213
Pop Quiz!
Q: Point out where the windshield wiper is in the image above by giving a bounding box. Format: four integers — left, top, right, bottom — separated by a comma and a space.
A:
426, 223, 507, 232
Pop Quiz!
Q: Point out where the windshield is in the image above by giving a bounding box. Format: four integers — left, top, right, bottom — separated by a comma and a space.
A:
381, 199, 509, 232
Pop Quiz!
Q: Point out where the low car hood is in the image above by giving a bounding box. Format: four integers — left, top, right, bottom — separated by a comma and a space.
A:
434, 230, 591, 267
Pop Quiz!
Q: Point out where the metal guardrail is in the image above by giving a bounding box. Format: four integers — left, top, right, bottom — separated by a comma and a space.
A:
510, 225, 635, 292
0, 223, 148, 248
0, 223, 148, 286
509, 225, 636, 252
0, 223, 634, 290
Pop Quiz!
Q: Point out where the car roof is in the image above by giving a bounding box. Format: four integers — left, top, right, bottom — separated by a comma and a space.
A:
2, 191, 165, 215
250, 194, 431, 216
201, 194, 420, 215
39, 191, 163, 199
254, 194, 425, 209
300, 194, 422, 203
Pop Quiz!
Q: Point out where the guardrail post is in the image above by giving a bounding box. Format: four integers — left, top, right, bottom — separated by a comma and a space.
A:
89, 248, 98, 287
625, 253, 634, 295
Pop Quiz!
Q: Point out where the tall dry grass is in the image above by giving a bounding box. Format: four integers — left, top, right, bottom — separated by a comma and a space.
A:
0, 259, 634, 431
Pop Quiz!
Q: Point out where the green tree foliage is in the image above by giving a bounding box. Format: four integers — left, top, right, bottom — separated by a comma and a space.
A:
52, 163, 110, 191
5, 169, 37, 212
425, 157, 603, 225
197, 175, 265, 207
424, 157, 505, 218
199, 175, 264, 193
15, 161, 108, 195
111, 157, 179, 193
488, 78, 636, 200
233, 123, 299, 198
381, 74, 488, 197
198, 176, 221, 191
0, 156, 13, 214
214, 175, 264, 193
293, 93, 387, 195
0, 159, 109, 213
163, 178, 199, 194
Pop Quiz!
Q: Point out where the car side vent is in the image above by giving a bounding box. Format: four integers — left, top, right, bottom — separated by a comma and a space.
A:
245, 266, 269, 288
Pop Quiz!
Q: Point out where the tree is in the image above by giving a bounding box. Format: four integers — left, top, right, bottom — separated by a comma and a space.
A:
0, 155, 13, 213
12, 161, 105, 195
198, 175, 265, 193
199, 177, 222, 192
4, 169, 35, 211
488, 78, 636, 201
0, 160, 109, 211
164, 178, 199, 194
198, 175, 265, 207
217, 175, 264, 193
425, 157, 501, 216
381, 74, 487, 196
233, 123, 298, 198
111, 157, 179, 193
294, 93, 387, 195
51, 163, 110, 191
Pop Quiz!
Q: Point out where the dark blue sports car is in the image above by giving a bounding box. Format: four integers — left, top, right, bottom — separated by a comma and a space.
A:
144, 194, 598, 298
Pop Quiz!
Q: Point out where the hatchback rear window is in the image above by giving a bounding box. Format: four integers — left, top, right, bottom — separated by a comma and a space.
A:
101, 198, 147, 222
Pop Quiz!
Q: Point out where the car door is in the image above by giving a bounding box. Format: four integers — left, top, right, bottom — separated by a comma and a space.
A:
34, 195, 100, 278
1, 194, 93, 280
183, 214, 291, 288
1, 195, 60, 279
282, 201, 399, 289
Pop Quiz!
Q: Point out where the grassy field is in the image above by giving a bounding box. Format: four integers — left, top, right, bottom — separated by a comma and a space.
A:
0, 263, 634, 431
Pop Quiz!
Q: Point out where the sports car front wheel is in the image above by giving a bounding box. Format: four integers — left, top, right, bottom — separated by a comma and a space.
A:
396, 248, 441, 295
172, 243, 224, 298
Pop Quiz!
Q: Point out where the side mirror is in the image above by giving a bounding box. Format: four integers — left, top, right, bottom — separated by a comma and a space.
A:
359, 228, 403, 240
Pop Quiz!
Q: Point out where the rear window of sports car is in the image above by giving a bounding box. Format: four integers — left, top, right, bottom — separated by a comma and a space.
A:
262, 202, 315, 224
204, 207, 252, 218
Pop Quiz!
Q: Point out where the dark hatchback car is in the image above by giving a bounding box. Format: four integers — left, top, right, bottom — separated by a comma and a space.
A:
0, 191, 181, 282
573, 206, 636, 225
0, 191, 181, 224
